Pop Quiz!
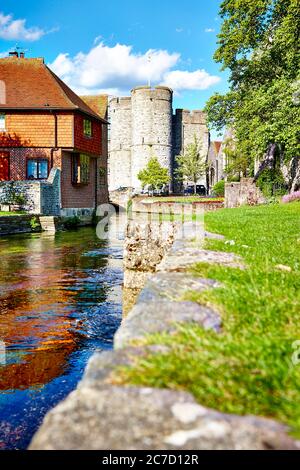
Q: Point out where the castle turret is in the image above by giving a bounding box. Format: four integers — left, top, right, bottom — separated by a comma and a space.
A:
131, 86, 173, 189
173, 109, 209, 157
108, 97, 132, 191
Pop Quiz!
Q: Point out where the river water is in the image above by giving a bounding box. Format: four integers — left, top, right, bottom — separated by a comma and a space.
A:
0, 219, 123, 450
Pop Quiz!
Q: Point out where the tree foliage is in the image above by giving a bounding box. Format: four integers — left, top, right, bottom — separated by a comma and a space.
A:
205, 0, 300, 174
175, 136, 207, 193
137, 156, 170, 190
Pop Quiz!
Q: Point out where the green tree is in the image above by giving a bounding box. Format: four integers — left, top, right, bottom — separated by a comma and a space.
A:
223, 136, 251, 179
175, 136, 207, 194
205, 0, 300, 190
137, 156, 170, 190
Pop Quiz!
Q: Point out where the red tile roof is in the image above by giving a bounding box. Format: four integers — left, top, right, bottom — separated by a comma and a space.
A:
0, 56, 105, 121
213, 141, 222, 154
80, 95, 108, 120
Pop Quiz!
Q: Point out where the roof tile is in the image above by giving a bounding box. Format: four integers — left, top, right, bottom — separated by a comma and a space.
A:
0, 57, 103, 121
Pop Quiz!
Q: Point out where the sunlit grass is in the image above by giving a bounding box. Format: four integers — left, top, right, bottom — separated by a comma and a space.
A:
0, 211, 26, 216
117, 202, 300, 435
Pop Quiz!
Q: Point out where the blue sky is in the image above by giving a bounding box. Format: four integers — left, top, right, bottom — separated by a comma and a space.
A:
0, 0, 228, 130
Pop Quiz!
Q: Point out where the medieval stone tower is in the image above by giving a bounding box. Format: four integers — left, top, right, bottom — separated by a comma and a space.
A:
131, 86, 173, 189
108, 86, 209, 192
109, 97, 132, 189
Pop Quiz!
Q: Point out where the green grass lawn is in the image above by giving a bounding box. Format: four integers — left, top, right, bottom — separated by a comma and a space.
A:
147, 196, 224, 204
117, 202, 300, 435
0, 211, 26, 216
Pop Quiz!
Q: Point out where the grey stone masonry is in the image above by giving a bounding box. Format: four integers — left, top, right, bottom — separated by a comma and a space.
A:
108, 86, 209, 192
225, 178, 266, 209
0, 215, 41, 236
131, 86, 173, 189
0, 168, 61, 215
109, 97, 132, 190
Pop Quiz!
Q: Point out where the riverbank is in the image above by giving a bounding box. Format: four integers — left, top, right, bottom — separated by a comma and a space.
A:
0, 214, 42, 236
30, 202, 300, 450
0, 213, 97, 237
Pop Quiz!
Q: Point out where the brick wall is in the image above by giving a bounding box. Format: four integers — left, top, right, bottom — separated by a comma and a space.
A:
0, 148, 62, 180
2, 111, 73, 147
61, 151, 97, 210
0, 109, 108, 213
74, 113, 102, 155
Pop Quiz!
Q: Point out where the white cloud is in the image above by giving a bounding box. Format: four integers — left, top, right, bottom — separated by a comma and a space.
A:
176, 28, 184, 33
205, 28, 215, 33
162, 70, 220, 91
49, 42, 221, 95
0, 11, 54, 41
0, 50, 10, 58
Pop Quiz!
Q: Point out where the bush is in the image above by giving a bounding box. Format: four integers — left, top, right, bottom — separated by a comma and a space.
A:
30, 216, 40, 230
256, 168, 287, 197
64, 216, 80, 229
282, 191, 300, 204
212, 180, 225, 197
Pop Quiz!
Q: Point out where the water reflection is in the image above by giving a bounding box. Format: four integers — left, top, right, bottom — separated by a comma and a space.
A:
0, 219, 123, 449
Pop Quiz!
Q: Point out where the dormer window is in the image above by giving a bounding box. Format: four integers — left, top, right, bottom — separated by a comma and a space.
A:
0, 113, 6, 131
83, 118, 92, 137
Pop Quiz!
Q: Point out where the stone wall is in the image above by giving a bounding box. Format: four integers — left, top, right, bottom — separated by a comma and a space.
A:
124, 216, 178, 289
0, 168, 61, 215
0, 214, 41, 236
108, 97, 132, 190
108, 87, 210, 193
225, 178, 266, 208
41, 168, 61, 215
109, 188, 133, 210
131, 198, 224, 214
131, 86, 173, 190
0, 180, 42, 213
173, 109, 209, 156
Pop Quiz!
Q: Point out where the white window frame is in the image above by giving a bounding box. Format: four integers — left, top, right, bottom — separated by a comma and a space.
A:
0, 113, 6, 132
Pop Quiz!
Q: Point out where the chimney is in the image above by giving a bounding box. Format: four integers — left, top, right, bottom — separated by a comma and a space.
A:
9, 51, 19, 58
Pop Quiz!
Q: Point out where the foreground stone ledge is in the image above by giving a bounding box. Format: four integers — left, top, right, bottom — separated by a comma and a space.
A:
114, 300, 221, 349
138, 272, 221, 303
157, 248, 245, 272
30, 382, 298, 450
30, 350, 299, 451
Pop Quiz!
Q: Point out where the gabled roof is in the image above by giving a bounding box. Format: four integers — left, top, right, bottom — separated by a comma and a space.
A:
213, 141, 222, 154
80, 95, 108, 120
0, 56, 106, 122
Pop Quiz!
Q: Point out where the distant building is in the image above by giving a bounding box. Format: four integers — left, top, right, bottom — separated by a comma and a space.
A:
207, 140, 222, 189
108, 86, 210, 192
0, 53, 108, 216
